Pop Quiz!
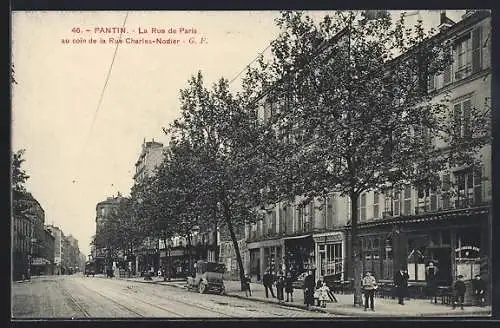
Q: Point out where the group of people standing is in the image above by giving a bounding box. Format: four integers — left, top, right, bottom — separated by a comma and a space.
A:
260, 269, 295, 303
242, 262, 487, 311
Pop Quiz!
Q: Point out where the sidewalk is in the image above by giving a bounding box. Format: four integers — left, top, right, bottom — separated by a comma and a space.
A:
118, 276, 491, 317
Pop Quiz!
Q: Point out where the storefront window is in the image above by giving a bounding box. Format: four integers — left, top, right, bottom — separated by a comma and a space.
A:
323, 242, 342, 277
455, 227, 481, 280
407, 236, 427, 281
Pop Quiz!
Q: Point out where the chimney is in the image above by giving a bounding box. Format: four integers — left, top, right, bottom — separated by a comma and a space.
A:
462, 10, 477, 20
438, 10, 455, 31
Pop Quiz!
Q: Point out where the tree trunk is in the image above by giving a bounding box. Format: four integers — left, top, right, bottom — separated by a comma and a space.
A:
222, 200, 246, 291
350, 192, 363, 307
163, 235, 171, 281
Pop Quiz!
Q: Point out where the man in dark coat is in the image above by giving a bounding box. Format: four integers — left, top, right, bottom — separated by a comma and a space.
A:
303, 270, 316, 309
453, 275, 466, 310
394, 266, 410, 305
425, 261, 439, 303
263, 270, 275, 298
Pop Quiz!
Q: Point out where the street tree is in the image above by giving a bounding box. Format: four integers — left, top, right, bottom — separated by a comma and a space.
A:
165, 72, 272, 289
251, 11, 490, 306
12, 149, 34, 215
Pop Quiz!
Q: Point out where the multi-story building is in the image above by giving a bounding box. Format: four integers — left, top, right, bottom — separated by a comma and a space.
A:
12, 202, 34, 280
134, 139, 166, 184
46, 225, 63, 274
241, 11, 491, 303
94, 194, 125, 274
340, 10, 491, 303
132, 139, 166, 275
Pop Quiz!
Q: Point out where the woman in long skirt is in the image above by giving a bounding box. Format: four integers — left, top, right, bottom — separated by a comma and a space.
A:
303, 270, 316, 308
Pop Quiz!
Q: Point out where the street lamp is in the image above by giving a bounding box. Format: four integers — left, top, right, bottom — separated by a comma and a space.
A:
30, 238, 37, 279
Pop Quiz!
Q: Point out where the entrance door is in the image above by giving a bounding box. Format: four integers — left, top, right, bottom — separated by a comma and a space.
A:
433, 248, 452, 285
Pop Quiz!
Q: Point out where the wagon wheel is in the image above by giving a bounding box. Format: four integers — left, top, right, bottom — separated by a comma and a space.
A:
199, 282, 207, 294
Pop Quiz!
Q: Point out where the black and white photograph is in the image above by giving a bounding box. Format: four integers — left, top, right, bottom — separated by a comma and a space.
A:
11, 9, 492, 319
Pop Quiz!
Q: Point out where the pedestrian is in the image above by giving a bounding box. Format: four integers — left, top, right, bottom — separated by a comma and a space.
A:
243, 273, 252, 297
394, 265, 410, 305
425, 261, 439, 304
285, 272, 294, 302
303, 270, 316, 309
362, 271, 378, 312
276, 272, 285, 303
314, 279, 323, 306
452, 275, 466, 310
318, 282, 331, 308
263, 269, 276, 298
472, 275, 486, 306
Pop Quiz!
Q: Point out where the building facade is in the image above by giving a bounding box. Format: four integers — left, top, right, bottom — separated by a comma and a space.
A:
132, 139, 166, 275
342, 11, 492, 304
12, 208, 34, 280
46, 225, 63, 274
240, 11, 491, 301
94, 194, 125, 274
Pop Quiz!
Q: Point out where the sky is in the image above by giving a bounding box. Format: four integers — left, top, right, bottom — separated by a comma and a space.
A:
11, 10, 465, 258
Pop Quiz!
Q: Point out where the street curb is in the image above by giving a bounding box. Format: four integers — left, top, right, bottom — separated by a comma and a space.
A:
223, 293, 330, 314
115, 278, 491, 317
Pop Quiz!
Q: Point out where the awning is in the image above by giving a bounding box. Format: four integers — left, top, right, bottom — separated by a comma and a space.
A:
283, 234, 311, 241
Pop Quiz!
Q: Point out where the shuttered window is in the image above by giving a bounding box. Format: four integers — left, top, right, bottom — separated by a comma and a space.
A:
453, 97, 473, 139
474, 168, 483, 205
472, 26, 482, 73
373, 192, 380, 219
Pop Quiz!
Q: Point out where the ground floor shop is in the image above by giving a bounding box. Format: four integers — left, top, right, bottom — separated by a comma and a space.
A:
345, 206, 490, 303
283, 235, 315, 278
247, 238, 284, 282
313, 231, 346, 282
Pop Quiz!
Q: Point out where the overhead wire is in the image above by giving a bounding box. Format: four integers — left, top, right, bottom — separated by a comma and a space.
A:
73, 12, 129, 183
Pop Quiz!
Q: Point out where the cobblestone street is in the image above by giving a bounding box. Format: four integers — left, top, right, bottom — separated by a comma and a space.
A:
11, 274, 334, 318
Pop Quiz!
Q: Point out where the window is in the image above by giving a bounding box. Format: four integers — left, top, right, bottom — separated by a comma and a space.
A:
360, 194, 367, 221
442, 173, 451, 209
383, 188, 393, 217
453, 26, 482, 82
394, 189, 400, 216
427, 73, 436, 92
403, 186, 412, 215
454, 35, 472, 81
280, 205, 286, 234
297, 206, 304, 233
453, 97, 472, 139
454, 167, 482, 208
326, 196, 335, 229
362, 237, 381, 278
373, 192, 380, 219
324, 243, 343, 276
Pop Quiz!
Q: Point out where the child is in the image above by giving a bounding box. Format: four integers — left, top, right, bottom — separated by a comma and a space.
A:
453, 275, 466, 310
243, 274, 252, 297
314, 279, 322, 306
318, 282, 331, 308
285, 272, 294, 302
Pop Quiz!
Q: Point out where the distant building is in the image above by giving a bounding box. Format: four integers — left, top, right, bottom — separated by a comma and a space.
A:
133, 139, 166, 184
94, 194, 126, 274
46, 225, 63, 274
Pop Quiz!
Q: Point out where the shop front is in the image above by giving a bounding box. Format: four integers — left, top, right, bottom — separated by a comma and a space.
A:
353, 206, 490, 301
160, 248, 188, 278
246, 238, 284, 281
283, 234, 314, 278
313, 231, 346, 281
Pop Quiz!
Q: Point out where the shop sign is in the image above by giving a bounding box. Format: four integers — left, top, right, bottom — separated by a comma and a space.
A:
455, 246, 480, 253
